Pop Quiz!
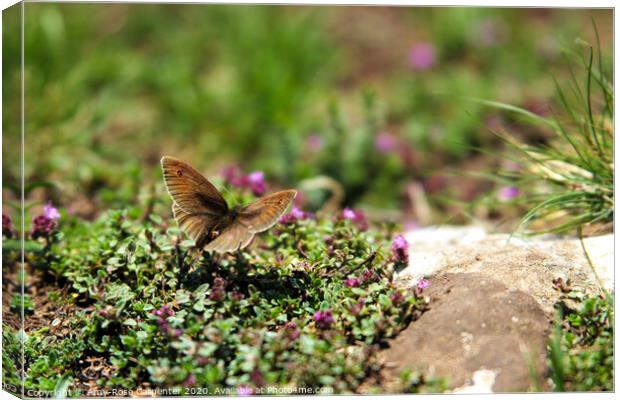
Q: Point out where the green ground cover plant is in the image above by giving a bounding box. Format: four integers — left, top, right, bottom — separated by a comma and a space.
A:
548, 279, 613, 391
3, 184, 432, 395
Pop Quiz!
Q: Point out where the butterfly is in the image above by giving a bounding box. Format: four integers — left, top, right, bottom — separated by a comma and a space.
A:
161, 156, 297, 253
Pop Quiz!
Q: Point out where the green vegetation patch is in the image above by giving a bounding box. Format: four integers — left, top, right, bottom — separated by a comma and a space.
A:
13, 201, 427, 395
548, 279, 613, 391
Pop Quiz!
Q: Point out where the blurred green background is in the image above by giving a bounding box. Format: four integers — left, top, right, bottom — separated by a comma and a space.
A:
2, 4, 613, 224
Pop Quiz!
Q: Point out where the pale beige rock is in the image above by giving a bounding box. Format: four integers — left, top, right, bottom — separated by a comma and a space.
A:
398, 226, 612, 314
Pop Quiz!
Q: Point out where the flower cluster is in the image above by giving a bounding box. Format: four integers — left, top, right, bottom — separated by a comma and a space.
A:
183, 374, 196, 387
221, 166, 266, 196
313, 309, 334, 330
30, 202, 60, 239
209, 277, 227, 301
350, 298, 366, 316
282, 322, 301, 341
279, 207, 312, 225
413, 279, 430, 296
250, 369, 266, 387
3, 214, 14, 238
154, 305, 182, 337
344, 277, 360, 288
390, 290, 406, 305
391, 234, 409, 265
341, 207, 368, 231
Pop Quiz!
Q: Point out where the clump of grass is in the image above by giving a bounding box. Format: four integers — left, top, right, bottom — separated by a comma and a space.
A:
484, 35, 613, 235
548, 279, 613, 391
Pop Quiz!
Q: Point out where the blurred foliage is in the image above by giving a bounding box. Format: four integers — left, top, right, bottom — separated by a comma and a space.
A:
2, 4, 612, 219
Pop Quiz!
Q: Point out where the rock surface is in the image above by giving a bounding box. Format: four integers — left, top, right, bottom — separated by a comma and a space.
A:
381, 226, 613, 393
381, 273, 550, 392
398, 226, 612, 315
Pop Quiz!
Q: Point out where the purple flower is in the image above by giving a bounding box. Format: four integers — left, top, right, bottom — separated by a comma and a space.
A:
307, 134, 324, 152
344, 278, 360, 288
342, 208, 356, 219
221, 165, 244, 187
153, 304, 177, 334
283, 322, 300, 341
390, 290, 406, 305
231, 291, 245, 301
237, 386, 253, 396
408, 42, 436, 71
279, 207, 309, 225
375, 132, 398, 153
222, 166, 268, 196
30, 215, 56, 239
161, 304, 175, 316
157, 318, 170, 332
3, 214, 13, 238
210, 277, 227, 301
498, 186, 519, 201
314, 310, 334, 330
209, 287, 225, 302
43, 202, 60, 220
213, 277, 227, 288
250, 369, 266, 387
416, 279, 429, 289
341, 208, 368, 231
391, 234, 409, 265
247, 171, 266, 196
350, 298, 365, 316
183, 374, 196, 387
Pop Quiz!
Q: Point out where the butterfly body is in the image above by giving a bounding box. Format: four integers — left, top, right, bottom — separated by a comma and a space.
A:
161, 156, 296, 253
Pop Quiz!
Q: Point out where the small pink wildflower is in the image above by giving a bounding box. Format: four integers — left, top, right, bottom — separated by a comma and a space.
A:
43, 201, 61, 220
391, 234, 409, 264
344, 278, 360, 288
247, 171, 266, 196
498, 186, 519, 201
375, 132, 398, 153
408, 42, 436, 71
417, 279, 430, 289
314, 310, 334, 330
307, 134, 324, 151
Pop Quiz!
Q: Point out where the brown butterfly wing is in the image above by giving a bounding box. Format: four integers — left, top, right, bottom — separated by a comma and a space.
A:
238, 190, 297, 233
172, 202, 224, 248
161, 156, 228, 215
203, 221, 255, 253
